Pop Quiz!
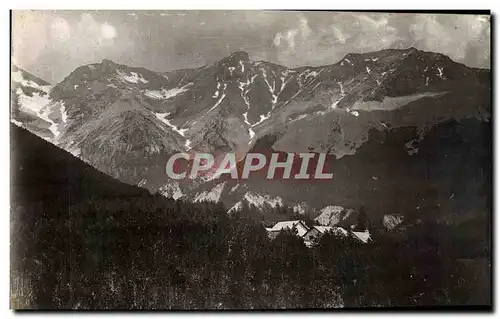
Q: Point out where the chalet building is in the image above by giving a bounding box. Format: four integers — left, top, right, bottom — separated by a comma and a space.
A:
265, 220, 371, 245
303, 225, 351, 246
302, 226, 321, 242
302, 225, 349, 241
265, 220, 310, 239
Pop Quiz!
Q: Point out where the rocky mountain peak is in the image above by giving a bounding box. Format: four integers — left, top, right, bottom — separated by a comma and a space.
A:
217, 51, 251, 74
224, 51, 250, 63
100, 59, 119, 72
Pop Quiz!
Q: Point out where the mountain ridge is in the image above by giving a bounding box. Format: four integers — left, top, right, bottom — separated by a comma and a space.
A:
11, 47, 491, 224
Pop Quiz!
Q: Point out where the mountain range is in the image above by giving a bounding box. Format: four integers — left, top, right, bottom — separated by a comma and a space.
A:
11, 47, 491, 228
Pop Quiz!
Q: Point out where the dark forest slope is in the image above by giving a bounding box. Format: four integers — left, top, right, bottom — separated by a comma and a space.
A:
10, 124, 491, 309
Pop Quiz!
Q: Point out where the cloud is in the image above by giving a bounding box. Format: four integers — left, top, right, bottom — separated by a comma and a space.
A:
271, 13, 402, 66
77, 13, 118, 46
299, 16, 312, 38
12, 11, 131, 82
331, 26, 346, 45
12, 11, 49, 67
50, 17, 71, 42
274, 14, 312, 51
408, 14, 490, 66
101, 22, 117, 39
270, 12, 489, 69
285, 29, 298, 49
273, 33, 281, 46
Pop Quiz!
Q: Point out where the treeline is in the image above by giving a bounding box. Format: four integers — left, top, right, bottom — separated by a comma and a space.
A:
231, 199, 319, 227
11, 193, 490, 309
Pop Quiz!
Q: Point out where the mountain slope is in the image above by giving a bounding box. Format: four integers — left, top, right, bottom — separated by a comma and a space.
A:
10, 124, 150, 205
10, 48, 491, 222
11, 123, 151, 308
11, 65, 55, 141
188, 117, 491, 227
10, 124, 230, 309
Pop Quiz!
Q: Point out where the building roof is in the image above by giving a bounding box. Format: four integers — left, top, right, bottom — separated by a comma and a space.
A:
314, 226, 333, 234
351, 229, 372, 243
303, 227, 320, 237
269, 220, 301, 231
313, 225, 349, 236
268, 220, 310, 236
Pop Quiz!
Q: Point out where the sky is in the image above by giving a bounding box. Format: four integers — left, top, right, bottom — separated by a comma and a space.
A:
12, 10, 490, 83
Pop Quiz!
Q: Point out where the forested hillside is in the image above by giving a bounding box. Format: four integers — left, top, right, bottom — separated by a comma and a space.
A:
10, 124, 490, 309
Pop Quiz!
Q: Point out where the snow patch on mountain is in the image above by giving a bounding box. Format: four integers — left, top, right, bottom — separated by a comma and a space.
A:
212, 82, 222, 98
12, 70, 50, 92
346, 108, 360, 117
194, 182, 226, 203
145, 83, 192, 100
238, 76, 260, 141
279, 75, 288, 93
242, 112, 251, 126
207, 83, 227, 113
159, 181, 184, 200
383, 214, 404, 230
341, 58, 353, 66
248, 127, 255, 141
330, 101, 340, 110
64, 141, 81, 157
60, 102, 68, 123
117, 70, 148, 84
68, 147, 81, 157
293, 202, 308, 215
16, 88, 50, 115
337, 81, 345, 96
155, 112, 188, 137
44, 117, 59, 139
185, 139, 192, 150
437, 67, 445, 79
252, 112, 272, 127
16, 88, 62, 139
315, 206, 348, 226
11, 119, 23, 127
289, 114, 309, 124
227, 201, 242, 214
303, 69, 321, 82
238, 76, 256, 109
243, 192, 283, 208
147, 143, 162, 154
351, 92, 444, 111
230, 184, 240, 193
262, 69, 278, 106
